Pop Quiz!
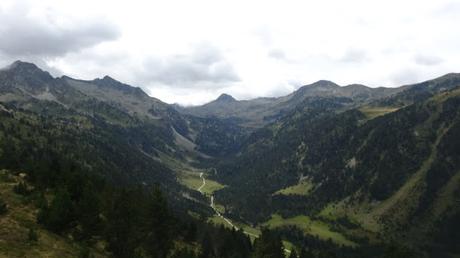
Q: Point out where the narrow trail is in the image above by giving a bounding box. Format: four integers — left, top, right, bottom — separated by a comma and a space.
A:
198, 172, 206, 193
198, 173, 290, 253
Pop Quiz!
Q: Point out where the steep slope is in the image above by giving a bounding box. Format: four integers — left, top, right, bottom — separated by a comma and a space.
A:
63, 75, 171, 120
211, 85, 460, 256
0, 61, 183, 130
377, 73, 460, 107
0, 61, 247, 159
0, 61, 221, 217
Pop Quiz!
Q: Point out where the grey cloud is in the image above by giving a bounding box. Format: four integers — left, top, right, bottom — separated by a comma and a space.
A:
414, 54, 443, 66
0, 53, 63, 77
390, 69, 423, 85
0, 3, 120, 58
267, 49, 306, 64
139, 45, 240, 88
340, 48, 369, 63
191, 45, 224, 65
266, 80, 298, 97
268, 49, 287, 60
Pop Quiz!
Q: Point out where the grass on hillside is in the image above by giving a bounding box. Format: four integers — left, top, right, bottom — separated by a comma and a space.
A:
319, 99, 452, 234
213, 203, 226, 214
359, 107, 399, 120
179, 172, 225, 196
157, 152, 226, 196
432, 171, 460, 218
263, 214, 357, 247
208, 215, 260, 241
0, 170, 107, 258
208, 215, 233, 229
317, 200, 382, 244
179, 173, 203, 190
208, 215, 294, 256
274, 181, 313, 196
200, 179, 226, 196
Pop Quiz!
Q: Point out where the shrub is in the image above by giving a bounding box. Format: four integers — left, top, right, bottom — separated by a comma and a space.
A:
0, 198, 7, 215
13, 181, 30, 196
28, 227, 39, 242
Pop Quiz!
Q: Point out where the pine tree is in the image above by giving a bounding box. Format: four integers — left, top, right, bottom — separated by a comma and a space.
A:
288, 249, 298, 258
75, 183, 101, 240
27, 227, 39, 242
200, 231, 214, 258
142, 187, 173, 258
105, 189, 141, 258
252, 228, 284, 258
299, 248, 315, 258
13, 181, 30, 195
0, 198, 7, 215
38, 188, 74, 233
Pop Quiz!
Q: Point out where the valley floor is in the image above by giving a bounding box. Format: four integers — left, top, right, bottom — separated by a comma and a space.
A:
179, 167, 362, 254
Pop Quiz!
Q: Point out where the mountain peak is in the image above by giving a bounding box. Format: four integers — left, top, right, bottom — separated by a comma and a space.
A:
2, 60, 53, 83
102, 75, 117, 82
293, 80, 340, 98
93, 75, 125, 86
92, 75, 147, 97
6, 60, 46, 74
310, 80, 339, 88
216, 93, 236, 102
9, 60, 38, 69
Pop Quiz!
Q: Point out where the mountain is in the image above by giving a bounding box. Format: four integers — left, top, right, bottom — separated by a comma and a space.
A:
0, 61, 241, 156
0, 61, 252, 257
179, 80, 403, 128
215, 93, 237, 102
211, 79, 460, 257
0, 61, 176, 123
0, 61, 220, 212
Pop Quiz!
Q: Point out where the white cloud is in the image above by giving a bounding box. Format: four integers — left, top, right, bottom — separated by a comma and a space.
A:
414, 54, 444, 66
0, 0, 459, 105
390, 68, 424, 85
340, 49, 369, 63
138, 44, 239, 87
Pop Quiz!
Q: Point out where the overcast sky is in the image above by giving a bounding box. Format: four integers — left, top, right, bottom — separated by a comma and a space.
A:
0, 0, 459, 105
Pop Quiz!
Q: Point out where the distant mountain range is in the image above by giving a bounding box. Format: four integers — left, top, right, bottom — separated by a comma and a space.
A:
178, 79, 406, 127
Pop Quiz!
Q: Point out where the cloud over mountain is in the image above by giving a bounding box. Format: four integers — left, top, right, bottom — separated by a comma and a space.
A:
139, 44, 239, 87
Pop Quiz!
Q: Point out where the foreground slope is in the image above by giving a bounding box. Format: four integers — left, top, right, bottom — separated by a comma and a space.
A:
0, 171, 108, 258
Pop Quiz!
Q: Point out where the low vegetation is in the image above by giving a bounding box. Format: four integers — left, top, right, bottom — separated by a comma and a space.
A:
263, 214, 357, 247
179, 172, 225, 196
358, 106, 399, 120
274, 181, 313, 196
0, 171, 107, 258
